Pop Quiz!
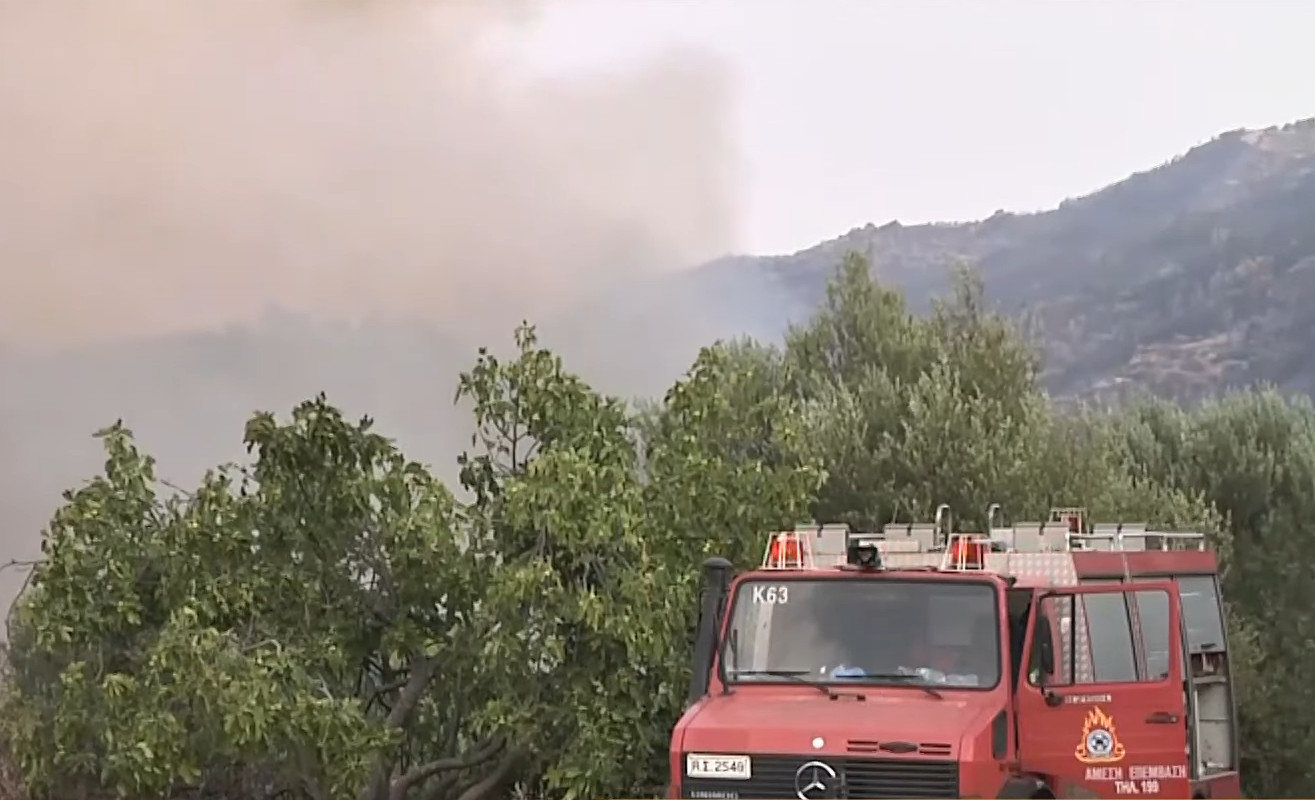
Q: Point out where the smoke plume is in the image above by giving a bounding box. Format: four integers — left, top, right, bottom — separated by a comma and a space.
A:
0, 0, 748, 622
0, 0, 740, 346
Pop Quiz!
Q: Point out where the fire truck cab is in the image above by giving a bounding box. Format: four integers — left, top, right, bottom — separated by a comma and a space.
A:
669, 506, 1241, 799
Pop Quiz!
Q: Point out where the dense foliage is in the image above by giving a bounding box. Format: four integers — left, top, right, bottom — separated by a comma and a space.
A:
1, 252, 1308, 797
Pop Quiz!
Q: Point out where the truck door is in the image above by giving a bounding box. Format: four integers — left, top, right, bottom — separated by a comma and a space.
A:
1015, 582, 1190, 798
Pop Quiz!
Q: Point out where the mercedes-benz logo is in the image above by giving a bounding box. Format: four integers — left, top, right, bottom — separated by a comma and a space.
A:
793, 760, 837, 800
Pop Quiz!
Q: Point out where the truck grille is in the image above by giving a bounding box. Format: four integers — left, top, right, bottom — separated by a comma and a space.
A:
683, 754, 959, 799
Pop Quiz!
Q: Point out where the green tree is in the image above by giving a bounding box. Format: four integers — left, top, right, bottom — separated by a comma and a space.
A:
784, 254, 1042, 528
780, 253, 1214, 532
643, 337, 822, 565
2, 321, 824, 800
452, 322, 663, 800
2, 401, 498, 800
1105, 389, 1315, 796
11, 259, 1295, 799
454, 325, 820, 800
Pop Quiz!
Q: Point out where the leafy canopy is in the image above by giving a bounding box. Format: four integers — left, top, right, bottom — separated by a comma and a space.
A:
2, 323, 820, 800
5, 254, 1308, 800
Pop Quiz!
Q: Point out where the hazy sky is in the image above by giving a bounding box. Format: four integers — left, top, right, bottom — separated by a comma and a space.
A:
511, 0, 1315, 255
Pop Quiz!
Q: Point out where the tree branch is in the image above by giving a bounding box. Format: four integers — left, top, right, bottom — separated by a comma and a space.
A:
445, 773, 482, 800
452, 748, 525, 800
159, 478, 195, 499
371, 675, 409, 700
5, 560, 42, 642
388, 736, 505, 800
418, 771, 462, 800
0, 558, 39, 576
385, 654, 439, 731
358, 654, 442, 800
363, 673, 409, 716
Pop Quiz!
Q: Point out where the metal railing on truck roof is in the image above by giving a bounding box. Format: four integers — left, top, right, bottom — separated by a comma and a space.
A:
765, 504, 1208, 569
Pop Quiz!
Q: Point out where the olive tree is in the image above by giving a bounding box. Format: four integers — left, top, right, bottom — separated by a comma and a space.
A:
1, 320, 823, 800
2, 400, 493, 800
779, 253, 1210, 531
455, 324, 820, 799
1105, 390, 1315, 796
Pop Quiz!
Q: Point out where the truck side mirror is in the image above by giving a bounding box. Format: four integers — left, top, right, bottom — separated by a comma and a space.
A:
1036, 637, 1064, 706
1030, 607, 1055, 685
687, 556, 733, 705
1031, 604, 1064, 705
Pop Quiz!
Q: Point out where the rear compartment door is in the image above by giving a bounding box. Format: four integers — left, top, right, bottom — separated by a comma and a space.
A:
1015, 582, 1190, 798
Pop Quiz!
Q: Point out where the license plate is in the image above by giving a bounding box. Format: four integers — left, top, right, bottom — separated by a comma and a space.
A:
686, 753, 751, 780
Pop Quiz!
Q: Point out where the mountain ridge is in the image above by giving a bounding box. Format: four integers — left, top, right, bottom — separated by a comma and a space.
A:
679, 116, 1315, 399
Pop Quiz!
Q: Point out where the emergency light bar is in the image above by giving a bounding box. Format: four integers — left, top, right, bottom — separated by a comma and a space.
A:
940, 533, 989, 571
761, 530, 813, 570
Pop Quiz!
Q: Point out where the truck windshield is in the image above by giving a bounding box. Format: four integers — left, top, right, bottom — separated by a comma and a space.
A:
722, 578, 1001, 689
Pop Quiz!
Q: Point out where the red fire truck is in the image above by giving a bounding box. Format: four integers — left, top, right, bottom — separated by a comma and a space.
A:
669, 506, 1241, 799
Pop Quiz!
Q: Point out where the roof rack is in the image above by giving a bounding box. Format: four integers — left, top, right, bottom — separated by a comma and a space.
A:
993, 506, 1208, 552
1069, 524, 1207, 552
758, 504, 1210, 572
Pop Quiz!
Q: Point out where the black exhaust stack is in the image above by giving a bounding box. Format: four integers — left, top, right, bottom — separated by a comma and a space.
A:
687, 556, 733, 705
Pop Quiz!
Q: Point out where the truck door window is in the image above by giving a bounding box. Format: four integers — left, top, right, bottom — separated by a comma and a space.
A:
1085, 593, 1138, 681
1028, 588, 1173, 686
1177, 575, 1226, 653
1133, 575, 1225, 656
1133, 589, 1171, 680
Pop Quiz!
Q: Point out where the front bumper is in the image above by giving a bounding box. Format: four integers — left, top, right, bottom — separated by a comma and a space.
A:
679, 753, 960, 799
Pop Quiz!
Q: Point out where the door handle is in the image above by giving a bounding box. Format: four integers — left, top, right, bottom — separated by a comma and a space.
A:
1146, 711, 1179, 724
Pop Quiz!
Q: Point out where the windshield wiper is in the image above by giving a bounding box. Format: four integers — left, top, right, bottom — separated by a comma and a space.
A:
731, 669, 837, 699
842, 672, 944, 699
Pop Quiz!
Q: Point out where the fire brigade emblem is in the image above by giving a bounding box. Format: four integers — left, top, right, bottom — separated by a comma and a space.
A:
1074, 706, 1126, 763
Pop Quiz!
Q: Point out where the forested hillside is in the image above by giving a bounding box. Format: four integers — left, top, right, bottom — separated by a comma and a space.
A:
682, 118, 1315, 400
3, 255, 1312, 798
